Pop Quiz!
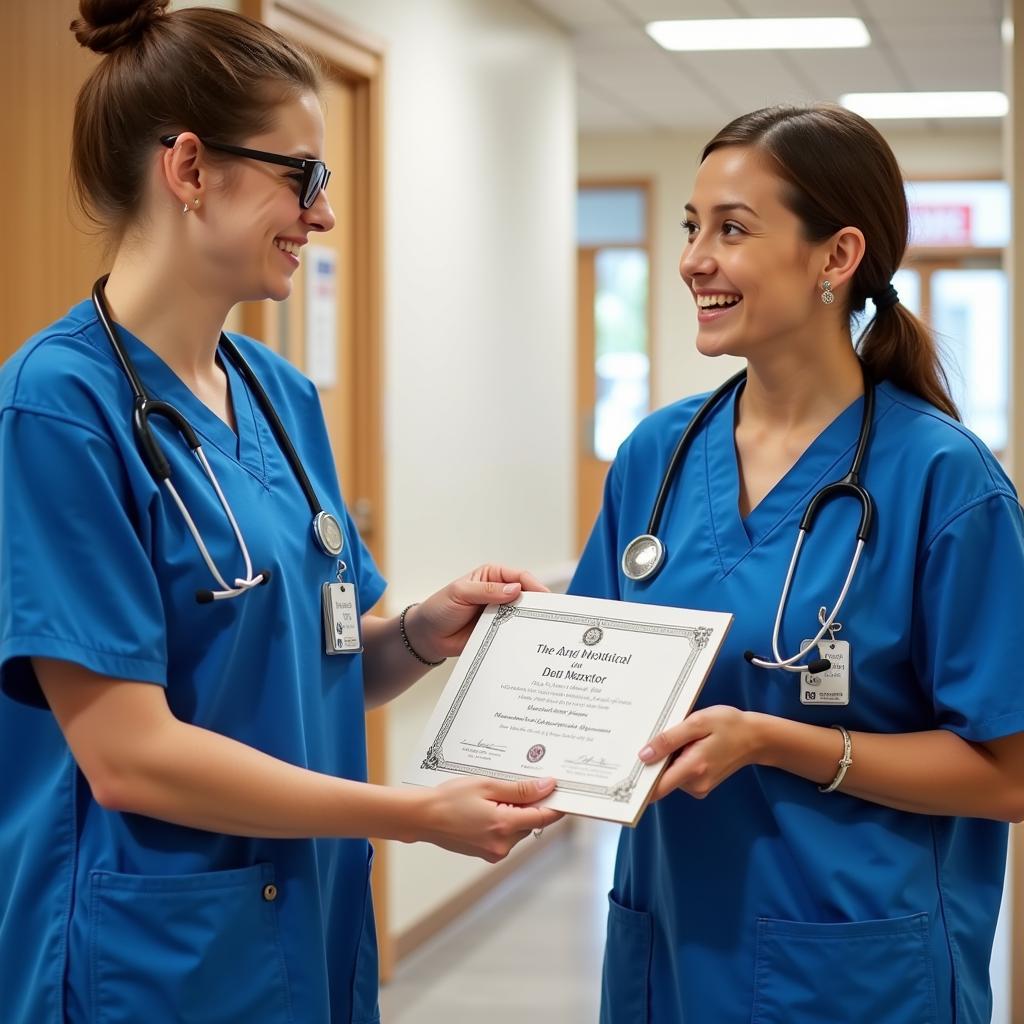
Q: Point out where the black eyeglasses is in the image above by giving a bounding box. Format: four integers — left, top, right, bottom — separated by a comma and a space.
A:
160, 134, 331, 210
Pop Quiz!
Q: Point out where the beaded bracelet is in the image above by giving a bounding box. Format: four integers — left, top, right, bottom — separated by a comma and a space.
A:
818, 724, 853, 794
399, 604, 445, 667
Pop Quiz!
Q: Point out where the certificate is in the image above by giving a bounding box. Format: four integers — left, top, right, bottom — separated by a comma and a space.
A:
403, 592, 732, 826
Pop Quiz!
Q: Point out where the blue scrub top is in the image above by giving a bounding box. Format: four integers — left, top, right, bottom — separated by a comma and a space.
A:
570, 380, 1024, 1024
0, 300, 386, 1024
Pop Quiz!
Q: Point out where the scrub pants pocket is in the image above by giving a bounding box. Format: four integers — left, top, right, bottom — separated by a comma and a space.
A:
751, 912, 937, 1024
600, 890, 653, 1024
351, 847, 381, 1024
88, 862, 294, 1024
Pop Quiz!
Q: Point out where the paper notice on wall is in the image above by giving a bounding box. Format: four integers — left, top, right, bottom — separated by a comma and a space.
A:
305, 245, 338, 388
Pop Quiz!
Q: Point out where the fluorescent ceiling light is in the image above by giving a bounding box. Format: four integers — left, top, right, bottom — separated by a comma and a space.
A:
646, 18, 870, 51
840, 91, 1008, 119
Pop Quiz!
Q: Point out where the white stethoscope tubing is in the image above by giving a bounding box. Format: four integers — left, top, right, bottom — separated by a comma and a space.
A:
747, 534, 865, 673
163, 448, 263, 601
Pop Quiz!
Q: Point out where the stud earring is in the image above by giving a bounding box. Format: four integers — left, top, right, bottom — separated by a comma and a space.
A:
821, 279, 835, 305
182, 197, 201, 214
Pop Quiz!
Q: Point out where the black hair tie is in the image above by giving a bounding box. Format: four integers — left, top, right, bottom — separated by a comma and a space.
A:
872, 283, 900, 310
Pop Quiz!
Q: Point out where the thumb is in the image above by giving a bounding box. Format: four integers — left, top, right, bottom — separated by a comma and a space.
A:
484, 776, 556, 805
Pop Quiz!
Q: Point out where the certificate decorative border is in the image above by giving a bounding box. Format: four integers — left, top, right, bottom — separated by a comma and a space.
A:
420, 605, 714, 804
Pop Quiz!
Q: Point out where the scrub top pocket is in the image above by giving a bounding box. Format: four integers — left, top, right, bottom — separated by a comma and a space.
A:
600, 890, 653, 1024
88, 862, 294, 1024
751, 912, 937, 1024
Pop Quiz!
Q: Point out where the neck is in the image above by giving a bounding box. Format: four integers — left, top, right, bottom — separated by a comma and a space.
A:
739, 327, 864, 434
101, 242, 232, 387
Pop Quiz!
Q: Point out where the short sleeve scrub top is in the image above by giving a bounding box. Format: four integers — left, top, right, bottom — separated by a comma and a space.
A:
0, 299, 386, 1024
570, 380, 1024, 1024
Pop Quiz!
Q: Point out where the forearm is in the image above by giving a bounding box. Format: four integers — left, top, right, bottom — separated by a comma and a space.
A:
360, 609, 440, 709
753, 713, 1024, 821
97, 712, 425, 839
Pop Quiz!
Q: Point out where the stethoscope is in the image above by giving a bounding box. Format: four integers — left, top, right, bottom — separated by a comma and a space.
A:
621, 365, 875, 675
92, 276, 344, 604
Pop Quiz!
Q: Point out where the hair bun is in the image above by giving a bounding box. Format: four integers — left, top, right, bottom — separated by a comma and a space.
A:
70, 0, 170, 55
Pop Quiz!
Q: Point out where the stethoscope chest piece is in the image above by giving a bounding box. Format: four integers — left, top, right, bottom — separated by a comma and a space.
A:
622, 534, 665, 582
313, 511, 344, 557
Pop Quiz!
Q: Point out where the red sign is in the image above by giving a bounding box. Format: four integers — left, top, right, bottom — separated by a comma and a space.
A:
909, 203, 973, 246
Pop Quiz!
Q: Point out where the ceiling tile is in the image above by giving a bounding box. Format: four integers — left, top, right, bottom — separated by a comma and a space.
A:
859, 0, 995, 19
577, 85, 654, 130
894, 44, 1003, 91
674, 50, 811, 109
794, 46, 906, 97
622, 0, 743, 22
526, 0, 628, 30
731, 0, 862, 14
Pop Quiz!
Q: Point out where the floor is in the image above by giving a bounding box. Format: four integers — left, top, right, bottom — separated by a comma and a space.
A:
378, 820, 620, 1024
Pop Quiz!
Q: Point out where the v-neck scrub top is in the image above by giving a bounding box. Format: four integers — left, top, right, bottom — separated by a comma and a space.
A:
0, 300, 386, 1024
570, 380, 1024, 1024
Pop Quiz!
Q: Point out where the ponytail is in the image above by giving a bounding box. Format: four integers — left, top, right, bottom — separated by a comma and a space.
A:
859, 304, 959, 420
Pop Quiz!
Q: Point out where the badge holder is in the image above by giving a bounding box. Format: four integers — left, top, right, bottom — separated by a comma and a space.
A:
322, 560, 363, 655
800, 607, 850, 706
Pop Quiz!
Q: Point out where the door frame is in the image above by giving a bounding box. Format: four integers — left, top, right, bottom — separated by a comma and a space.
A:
239, 0, 393, 980
576, 178, 655, 552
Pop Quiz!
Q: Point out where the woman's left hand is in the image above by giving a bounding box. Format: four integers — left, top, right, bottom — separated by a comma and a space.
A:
639, 705, 762, 801
404, 565, 548, 663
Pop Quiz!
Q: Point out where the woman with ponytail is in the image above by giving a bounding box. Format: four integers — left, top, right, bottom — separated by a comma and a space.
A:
571, 104, 1024, 1023
0, 3, 561, 1022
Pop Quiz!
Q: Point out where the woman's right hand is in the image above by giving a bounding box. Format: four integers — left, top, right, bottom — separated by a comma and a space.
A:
415, 776, 563, 862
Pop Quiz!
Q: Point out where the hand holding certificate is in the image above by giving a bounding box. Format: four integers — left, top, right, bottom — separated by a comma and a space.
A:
404, 592, 732, 825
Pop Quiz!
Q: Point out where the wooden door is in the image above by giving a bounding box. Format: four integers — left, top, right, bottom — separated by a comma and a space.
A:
0, 0, 105, 357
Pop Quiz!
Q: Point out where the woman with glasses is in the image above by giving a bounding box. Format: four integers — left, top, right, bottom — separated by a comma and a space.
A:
0, 3, 559, 1022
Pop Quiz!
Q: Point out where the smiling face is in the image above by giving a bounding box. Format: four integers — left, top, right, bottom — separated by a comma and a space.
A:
194, 90, 335, 304
680, 144, 830, 361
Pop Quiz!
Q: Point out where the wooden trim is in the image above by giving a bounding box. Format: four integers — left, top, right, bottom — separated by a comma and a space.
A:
905, 170, 1003, 182
392, 819, 576, 962
905, 247, 1003, 263
240, 0, 393, 981
1013, 826, 1024, 1024
579, 176, 654, 189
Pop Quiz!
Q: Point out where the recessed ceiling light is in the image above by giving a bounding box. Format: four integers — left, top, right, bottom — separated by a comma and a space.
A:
840, 92, 1009, 119
645, 18, 870, 51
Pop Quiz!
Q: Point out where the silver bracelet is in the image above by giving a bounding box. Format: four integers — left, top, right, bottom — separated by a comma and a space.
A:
399, 604, 445, 667
818, 724, 853, 794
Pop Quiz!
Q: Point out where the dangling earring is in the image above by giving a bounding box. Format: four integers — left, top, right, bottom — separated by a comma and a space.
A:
820, 279, 835, 305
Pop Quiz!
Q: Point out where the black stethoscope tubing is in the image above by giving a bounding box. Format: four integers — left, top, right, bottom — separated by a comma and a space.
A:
622, 362, 876, 674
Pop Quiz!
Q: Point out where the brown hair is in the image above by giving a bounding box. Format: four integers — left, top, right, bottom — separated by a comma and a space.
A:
70, 0, 321, 238
702, 105, 959, 420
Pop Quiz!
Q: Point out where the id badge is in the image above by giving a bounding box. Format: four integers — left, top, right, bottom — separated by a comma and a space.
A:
799, 639, 850, 706
322, 582, 363, 654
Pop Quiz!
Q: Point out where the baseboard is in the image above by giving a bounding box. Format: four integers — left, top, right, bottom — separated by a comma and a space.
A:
393, 817, 575, 963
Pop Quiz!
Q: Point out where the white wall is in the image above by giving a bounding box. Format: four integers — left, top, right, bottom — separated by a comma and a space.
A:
321, 0, 576, 609
320, 0, 576, 938
580, 127, 1004, 409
